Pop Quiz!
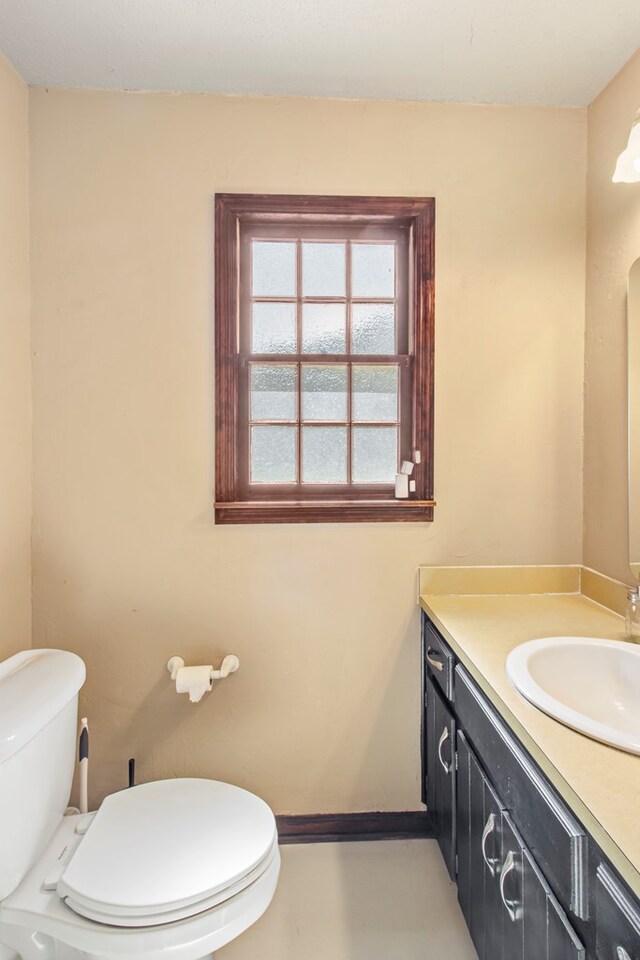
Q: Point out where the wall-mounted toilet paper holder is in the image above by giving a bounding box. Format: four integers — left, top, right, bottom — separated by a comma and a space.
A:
167, 654, 240, 703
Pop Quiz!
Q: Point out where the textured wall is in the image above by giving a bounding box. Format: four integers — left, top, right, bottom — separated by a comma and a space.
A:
0, 53, 31, 660
30, 89, 586, 812
584, 50, 640, 582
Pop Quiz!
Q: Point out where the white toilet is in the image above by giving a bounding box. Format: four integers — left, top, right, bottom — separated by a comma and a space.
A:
0, 649, 280, 960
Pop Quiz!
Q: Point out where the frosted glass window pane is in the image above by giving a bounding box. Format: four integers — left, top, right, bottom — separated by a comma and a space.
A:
250, 365, 297, 421
252, 241, 296, 297
302, 366, 347, 421
252, 302, 297, 354
352, 427, 397, 483
351, 303, 395, 354
302, 303, 346, 353
351, 243, 395, 298
352, 365, 398, 422
251, 426, 296, 483
302, 242, 346, 297
302, 427, 347, 483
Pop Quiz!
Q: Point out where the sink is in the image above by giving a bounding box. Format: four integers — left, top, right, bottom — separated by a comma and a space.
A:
506, 637, 640, 754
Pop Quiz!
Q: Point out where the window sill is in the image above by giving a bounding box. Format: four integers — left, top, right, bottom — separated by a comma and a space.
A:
214, 500, 435, 524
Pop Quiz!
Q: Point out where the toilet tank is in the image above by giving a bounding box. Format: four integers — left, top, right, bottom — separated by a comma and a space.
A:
0, 649, 86, 900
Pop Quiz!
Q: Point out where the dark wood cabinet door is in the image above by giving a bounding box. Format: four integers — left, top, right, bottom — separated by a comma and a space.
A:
546, 893, 585, 960
501, 819, 586, 960
499, 813, 525, 960
523, 848, 585, 960
522, 849, 548, 960
457, 730, 490, 960
425, 670, 438, 834
483, 779, 506, 960
425, 671, 456, 880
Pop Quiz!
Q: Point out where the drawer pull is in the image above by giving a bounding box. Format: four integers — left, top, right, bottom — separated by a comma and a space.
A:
481, 812, 499, 876
499, 850, 520, 923
616, 949, 632, 960
426, 647, 444, 672
437, 726, 451, 774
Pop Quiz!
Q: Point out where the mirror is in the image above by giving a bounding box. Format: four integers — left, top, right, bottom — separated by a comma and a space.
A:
629, 258, 640, 579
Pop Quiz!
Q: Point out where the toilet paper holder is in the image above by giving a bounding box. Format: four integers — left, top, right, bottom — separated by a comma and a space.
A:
167, 654, 240, 703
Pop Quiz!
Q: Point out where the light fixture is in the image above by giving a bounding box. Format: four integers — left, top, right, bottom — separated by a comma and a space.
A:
613, 110, 640, 183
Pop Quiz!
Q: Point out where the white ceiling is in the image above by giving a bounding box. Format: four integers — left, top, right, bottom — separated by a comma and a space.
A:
0, 0, 639, 107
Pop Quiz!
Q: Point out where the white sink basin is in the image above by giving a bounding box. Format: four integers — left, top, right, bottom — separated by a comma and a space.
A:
506, 637, 640, 754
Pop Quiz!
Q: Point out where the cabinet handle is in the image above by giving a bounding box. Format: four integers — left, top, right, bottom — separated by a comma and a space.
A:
437, 726, 451, 774
481, 812, 499, 877
426, 647, 444, 672
616, 948, 632, 960
499, 850, 520, 923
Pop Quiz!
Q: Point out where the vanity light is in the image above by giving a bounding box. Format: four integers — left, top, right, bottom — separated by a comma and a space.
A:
613, 110, 640, 183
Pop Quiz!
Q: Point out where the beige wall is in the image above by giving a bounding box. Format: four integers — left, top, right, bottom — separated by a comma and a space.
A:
0, 53, 31, 660
29, 89, 586, 812
584, 50, 640, 582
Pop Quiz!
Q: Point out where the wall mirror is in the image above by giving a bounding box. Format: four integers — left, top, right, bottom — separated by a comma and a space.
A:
629, 257, 640, 579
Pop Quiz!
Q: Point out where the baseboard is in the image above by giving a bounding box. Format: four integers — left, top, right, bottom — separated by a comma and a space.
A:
276, 810, 432, 844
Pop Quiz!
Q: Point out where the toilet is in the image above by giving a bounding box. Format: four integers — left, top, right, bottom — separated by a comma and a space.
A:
0, 649, 280, 960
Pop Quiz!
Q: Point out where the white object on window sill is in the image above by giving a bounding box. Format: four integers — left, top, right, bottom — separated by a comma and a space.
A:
395, 473, 409, 499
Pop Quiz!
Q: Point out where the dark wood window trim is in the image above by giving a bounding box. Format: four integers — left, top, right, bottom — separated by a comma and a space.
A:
214, 194, 435, 524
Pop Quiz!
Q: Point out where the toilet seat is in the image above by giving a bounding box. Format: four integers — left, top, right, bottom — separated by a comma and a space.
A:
0, 803, 281, 960
57, 779, 277, 927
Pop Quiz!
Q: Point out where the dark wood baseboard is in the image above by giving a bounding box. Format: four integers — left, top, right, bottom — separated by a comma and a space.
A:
276, 810, 432, 844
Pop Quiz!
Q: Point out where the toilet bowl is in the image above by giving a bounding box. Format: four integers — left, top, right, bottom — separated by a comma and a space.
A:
0, 651, 280, 960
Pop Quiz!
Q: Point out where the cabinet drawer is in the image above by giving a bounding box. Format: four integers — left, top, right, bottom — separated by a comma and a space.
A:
422, 614, 455, 701
596, 864, 640, 960
455, 664, 589, 920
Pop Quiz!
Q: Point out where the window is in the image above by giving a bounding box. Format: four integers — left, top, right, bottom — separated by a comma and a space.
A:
215, 194, 434, 523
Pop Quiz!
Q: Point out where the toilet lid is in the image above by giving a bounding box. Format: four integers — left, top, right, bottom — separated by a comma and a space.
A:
57, 779, 277, 926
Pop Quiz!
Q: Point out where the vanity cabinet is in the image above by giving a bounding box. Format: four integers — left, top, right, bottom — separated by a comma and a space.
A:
455, 663, 588, 921
457, 728, 584, 960
456, 732, 585, 960
421, 611, 640, 960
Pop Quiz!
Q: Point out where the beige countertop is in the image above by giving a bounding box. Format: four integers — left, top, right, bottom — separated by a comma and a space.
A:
419, 589, 640, 898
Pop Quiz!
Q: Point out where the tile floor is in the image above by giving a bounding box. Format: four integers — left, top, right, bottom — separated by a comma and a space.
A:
219, 839, 477, 960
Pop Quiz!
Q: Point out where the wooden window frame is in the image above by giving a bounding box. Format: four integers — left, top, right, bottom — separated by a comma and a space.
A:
214, 194, 435, 524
